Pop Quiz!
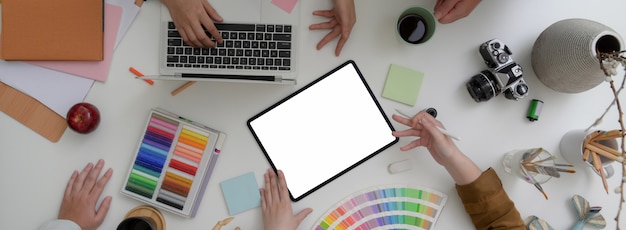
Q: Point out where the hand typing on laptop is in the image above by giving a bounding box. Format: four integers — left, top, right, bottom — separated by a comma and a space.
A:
161, 0, 357, 56
161, 0, 225, 48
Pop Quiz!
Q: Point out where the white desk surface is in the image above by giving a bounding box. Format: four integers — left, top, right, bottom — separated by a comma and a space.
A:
2, 0, 626, 229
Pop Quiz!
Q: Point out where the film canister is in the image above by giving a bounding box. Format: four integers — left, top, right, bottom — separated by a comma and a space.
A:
527, 99, 543, 121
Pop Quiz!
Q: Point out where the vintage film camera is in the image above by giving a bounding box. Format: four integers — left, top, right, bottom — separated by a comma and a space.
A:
466, 39, 528, 102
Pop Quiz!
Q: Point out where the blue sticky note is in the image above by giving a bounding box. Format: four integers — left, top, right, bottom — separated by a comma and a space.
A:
220, 172, 261, 215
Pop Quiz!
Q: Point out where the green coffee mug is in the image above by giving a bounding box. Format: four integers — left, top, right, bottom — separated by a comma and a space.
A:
397, 7, 436, 44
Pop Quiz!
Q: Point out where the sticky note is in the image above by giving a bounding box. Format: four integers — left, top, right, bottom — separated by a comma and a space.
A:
382, 64, 424, 106
220, 172, 261, 215
272, 0, 298, 14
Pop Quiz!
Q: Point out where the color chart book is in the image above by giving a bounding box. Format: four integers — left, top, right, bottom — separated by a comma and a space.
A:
121, 108, 226, 217
312, 185, 448, 230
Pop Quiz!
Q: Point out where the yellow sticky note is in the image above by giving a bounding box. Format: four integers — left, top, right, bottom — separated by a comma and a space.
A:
382, 64, 424, 106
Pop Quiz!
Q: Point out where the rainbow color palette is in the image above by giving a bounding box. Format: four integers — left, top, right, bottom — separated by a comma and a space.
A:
122, 108, 226, 217
312, 185, 447, 230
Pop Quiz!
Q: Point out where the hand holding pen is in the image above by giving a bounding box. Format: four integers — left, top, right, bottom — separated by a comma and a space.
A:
395, 108, 460, 141
392, 110, 483, 185
392, 111, 462, 165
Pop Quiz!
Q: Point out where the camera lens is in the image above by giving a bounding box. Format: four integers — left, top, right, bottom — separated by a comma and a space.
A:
466, 70, 500, 102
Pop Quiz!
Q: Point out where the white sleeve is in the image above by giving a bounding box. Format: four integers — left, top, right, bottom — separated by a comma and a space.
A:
39, 219, 81, 230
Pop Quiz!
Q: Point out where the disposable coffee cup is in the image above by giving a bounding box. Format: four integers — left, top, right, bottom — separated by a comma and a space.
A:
396, 7, 436, 45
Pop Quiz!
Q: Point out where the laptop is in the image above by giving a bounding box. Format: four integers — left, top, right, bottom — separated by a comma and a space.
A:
154, 0, 300, 84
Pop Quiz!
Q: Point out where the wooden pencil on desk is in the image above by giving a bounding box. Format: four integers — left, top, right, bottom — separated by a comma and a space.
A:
171, 81, 197, 96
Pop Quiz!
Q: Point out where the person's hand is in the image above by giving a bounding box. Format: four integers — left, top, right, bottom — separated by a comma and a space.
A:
161, 0, 224, 48
58, 159, 113, 230
433, 0, 481, 24
391, 111, 461, 166
261, 168, 312, 230
309, 0, 356, 56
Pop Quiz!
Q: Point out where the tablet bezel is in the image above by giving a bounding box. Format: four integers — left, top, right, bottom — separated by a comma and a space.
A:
247, 60, 398, 201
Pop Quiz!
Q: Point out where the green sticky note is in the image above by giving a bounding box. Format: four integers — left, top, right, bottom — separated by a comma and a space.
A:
382, 64, 424, 106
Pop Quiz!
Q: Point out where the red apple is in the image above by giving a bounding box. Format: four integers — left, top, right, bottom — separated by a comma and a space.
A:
66, 102, 100, 134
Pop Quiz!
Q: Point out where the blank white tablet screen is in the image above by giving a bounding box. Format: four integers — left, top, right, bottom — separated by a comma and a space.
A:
248, 61, 397, 200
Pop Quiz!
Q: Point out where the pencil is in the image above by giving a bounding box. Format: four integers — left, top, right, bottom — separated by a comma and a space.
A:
600, 129, 621, 137
593, 133, 625, 141
592, 129, 622, 140
592, 130, 623, 141
591, 152, 609, 194
171, 81, 197, 96
582, 148, 591, 162
588, 141, 622, 156
129, 67, 155, 85
585, 143, 620, 161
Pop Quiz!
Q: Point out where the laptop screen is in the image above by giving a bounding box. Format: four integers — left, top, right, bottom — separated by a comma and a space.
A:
248, 60, 398, 201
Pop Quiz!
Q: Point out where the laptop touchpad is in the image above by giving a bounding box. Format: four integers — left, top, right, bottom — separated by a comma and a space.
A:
209, 0, 261, 23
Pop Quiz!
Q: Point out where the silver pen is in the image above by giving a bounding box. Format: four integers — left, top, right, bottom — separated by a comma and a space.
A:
394, 109, 461, 141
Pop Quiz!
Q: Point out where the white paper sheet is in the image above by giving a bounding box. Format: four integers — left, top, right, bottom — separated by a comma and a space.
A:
0, 61, 94, 117
108, 0, 141, 48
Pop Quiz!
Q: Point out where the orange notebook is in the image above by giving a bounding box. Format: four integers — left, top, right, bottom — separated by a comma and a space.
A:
0, 0, 104, 61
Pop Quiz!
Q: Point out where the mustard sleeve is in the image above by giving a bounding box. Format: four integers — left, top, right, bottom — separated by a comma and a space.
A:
455, 168, 525, 230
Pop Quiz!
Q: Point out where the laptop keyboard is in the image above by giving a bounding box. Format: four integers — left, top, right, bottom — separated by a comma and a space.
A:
166, 22, 293, 71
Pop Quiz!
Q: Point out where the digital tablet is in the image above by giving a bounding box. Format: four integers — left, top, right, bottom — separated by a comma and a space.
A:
247, 60, 398, 201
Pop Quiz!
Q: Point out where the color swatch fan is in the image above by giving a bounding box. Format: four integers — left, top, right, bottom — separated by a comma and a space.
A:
312, 185, 447, 230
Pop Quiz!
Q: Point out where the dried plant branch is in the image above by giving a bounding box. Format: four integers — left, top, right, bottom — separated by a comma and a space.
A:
609, 78, 625, 230
594, 51, 626, 230
586, 52, 626, 132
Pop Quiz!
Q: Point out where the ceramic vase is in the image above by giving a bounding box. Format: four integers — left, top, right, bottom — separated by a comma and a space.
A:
531, 18, 624, 93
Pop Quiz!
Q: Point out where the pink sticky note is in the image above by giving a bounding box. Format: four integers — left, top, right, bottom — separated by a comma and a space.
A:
272, 0, 298, 14
27, 4, 122, 82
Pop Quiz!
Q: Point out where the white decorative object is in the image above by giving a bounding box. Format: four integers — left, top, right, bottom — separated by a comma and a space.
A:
531, 18, 624, 93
